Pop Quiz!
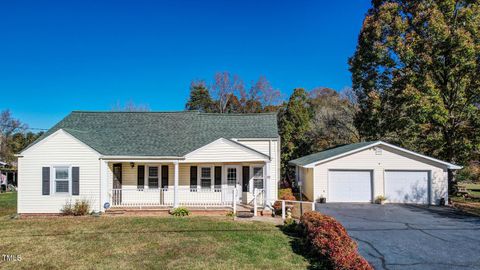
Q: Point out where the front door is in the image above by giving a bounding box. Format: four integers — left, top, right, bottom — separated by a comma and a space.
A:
226, 166, 241, 201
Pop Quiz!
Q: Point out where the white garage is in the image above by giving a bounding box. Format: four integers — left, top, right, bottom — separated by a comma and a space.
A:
328, 170, 372, 202
290, 141, 462, 205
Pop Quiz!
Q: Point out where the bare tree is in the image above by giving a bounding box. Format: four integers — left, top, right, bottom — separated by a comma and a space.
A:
111, 100, 150, 112
237, 76, 282, 113
211, 72, 244, 113
255, 76, 281, 108
0, 110, 27, 163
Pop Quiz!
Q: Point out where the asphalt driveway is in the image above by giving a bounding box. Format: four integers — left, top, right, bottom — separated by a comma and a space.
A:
316, 203, 480, 270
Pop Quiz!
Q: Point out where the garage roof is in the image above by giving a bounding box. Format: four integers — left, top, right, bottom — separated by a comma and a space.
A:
289, 141, 462, 170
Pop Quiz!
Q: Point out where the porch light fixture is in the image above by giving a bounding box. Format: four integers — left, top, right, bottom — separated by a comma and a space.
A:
130, 162, 135, 168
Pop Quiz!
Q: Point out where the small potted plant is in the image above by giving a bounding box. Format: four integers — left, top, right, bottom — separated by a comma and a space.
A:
317, 196, 326, 204
375, 195, 387, 205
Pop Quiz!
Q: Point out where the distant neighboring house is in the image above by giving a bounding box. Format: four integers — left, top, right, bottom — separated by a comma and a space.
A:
290, 141, 462, 205
0, 160, 17, 187
17, 111, 280, 214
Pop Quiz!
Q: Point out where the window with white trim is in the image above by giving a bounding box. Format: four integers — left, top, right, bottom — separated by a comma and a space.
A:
253, 167, 264, 189
54, 167, 70, 193
148, 167, 159, 188
200, 167, 212, 190
227, 168, 236, 187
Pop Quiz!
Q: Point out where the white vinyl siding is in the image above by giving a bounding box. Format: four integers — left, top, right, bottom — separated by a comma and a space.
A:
185, 138, 269, 163
237, 139, 279, 202
18, 130, 101, 213
298, 167, 314, 201
311, 145, 448, 205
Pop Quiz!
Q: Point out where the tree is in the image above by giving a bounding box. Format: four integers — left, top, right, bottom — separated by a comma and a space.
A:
349, 0, 480, 169
0, 110, 27, 163
211, 72, 245, 113
308, 87, 360, 151
10, 131, 44, 158
188, 72, 282, 114
112, 100, 150, 112
242, 76, 282, 113
278, 88, 312, 184
185, 80, 215, 112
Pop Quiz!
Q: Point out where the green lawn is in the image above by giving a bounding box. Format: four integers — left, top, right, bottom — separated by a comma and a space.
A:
0, 192, 17, 217
465, 183, 480, 196
0, 193, 311, 269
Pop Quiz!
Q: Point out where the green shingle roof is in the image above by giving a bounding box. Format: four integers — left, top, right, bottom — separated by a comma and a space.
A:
29, 111, 278, 156
289, 141, 379, 166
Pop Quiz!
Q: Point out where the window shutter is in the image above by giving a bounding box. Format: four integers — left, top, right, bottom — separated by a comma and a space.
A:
137, 165, 145, 189
72, 167, 80, 195
42, 167, 50, 195
190, 166, 197, 188
214, 166, 222, 187
161, 165, 169, 188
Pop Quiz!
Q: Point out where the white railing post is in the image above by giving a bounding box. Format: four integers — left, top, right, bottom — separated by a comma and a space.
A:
311, 202, 315, 212
281, 200, 286, 220
233, 188, 237, 214
173, 161, 179, 208
253, 188, 258, 217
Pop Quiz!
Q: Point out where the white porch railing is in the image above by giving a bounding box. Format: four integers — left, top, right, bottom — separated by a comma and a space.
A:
253, 188, 265, 216
279, 199, 316, 220
111, 187, 236, 208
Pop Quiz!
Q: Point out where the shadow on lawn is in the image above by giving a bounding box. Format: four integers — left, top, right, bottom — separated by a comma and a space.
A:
278, 225, 327, 270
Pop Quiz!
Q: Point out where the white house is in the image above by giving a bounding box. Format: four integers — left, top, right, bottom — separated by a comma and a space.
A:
290, 141, 461, 205
16, 111, 280, 214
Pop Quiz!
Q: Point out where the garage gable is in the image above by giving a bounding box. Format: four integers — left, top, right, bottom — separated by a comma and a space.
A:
319, 145, 448, 170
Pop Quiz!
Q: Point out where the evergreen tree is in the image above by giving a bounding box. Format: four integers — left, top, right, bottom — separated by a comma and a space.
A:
278, 88, 313, 184
185, 81, 215, 112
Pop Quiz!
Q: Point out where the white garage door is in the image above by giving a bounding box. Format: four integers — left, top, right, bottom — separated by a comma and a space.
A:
385, 171, 429, 204
328, 170, 372, 202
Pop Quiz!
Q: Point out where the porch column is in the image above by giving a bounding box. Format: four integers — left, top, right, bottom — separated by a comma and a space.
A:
99, 159, 109, 212
173, 161, 179, 208
264, 160, 271, 207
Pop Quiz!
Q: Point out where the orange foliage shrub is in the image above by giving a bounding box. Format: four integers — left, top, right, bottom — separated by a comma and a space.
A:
301, 212, 372, 270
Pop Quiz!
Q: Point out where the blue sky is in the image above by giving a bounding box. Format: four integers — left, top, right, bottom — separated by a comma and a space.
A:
0, 0, 371, 130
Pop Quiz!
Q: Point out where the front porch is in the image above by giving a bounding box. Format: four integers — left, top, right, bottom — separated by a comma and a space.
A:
103, 161, 269, 210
